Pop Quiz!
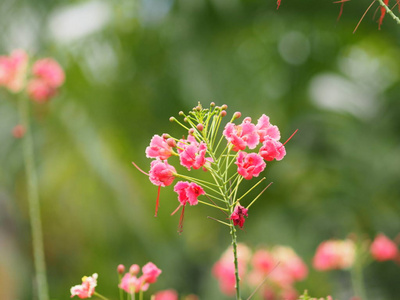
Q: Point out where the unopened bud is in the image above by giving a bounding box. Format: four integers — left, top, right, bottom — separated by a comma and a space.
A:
220, 111, 227, 117
221, 104, 228, 110
117, 264, 125, 274
169, 117, 175, 122
179, 111, 184, 116
188, 128, 195, 135
162, 133, 170, 139
129, 264, 140, 275
167, 138, 176, 147
210, 102, 215, 107
184, 117, 188, 122
196, 124, 204, 131
233, 112, 241, 120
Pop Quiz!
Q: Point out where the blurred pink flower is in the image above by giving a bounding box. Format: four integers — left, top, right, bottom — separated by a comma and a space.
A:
235, 151, 266, 180
0, 49, 28, 92
12, 124, 25, 138
32, 58, 65, 88
149, 160, 176, 187
154, 289, 179, 300
142, 262, 162, 284
223, 118, 259, 151
212, 244, 251, 296
119, 273, 149, 294
27, 79, 57, 103
230, 205, 248, 228
313, 239, 355, 271
259, 137, 286, 162
146, 135, 174, 160
370, 233, 398, 261
255, 114, 281, 143
70, 273, 98, 299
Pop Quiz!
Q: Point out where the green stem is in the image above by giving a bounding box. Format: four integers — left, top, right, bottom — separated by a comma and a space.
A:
19, 97, 49, 300
94, 292, 111, 300
230, 219, 242, 300
378, 0, 400, 25
350, 262, 367, 300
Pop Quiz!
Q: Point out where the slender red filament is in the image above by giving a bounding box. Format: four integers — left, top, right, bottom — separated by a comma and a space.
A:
282, 129, 298, 146
131, 161, 149, 176
171, 204, 182, 216
178, 204, 186, 234
155, 185, 161, 217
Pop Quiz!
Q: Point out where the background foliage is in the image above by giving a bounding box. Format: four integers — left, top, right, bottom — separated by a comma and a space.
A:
1, 0, 400, 299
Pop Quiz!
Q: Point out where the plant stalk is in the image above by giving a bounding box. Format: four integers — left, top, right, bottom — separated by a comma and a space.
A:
230, 219, 242, 300
19, 97, 49, 300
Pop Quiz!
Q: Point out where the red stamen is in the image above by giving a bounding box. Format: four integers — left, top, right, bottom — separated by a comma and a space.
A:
131, 161, 149, 176
282, 129, 298, 146
171, 204, 182, 216
277, 0, 281, 9
379, 0, 390, 30
333, 0, 351, 21
178, 204, 186, 234
155, 185, 161, 217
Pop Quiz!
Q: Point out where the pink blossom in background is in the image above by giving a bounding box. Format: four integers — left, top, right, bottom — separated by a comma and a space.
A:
177, 135, 208, 170
142, 262, 162, 284
271, 246, 308, 283
259, 137, 286, 161
370, 233, 399, 261
255, 114, 281, 143
252, 249, 275, 274
235, 151, 266, 180
223, 118, 259, 151
149, 159, 176, 187
12, 124, 25, 138
32, 58, 65, 88
0, 49, 28, 92
70, 273, 98, 299
313, 239, 355, 271
230, 205, 248, 228
146, 135, 174, 160
119, 273, 149, 293
27, 79, 57, 103
212, 244, 251, 296
154, 289, 179, 300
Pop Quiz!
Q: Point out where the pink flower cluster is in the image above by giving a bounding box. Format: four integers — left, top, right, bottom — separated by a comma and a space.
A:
313, 234, 399, 272
154, 289, 199, 300
70, 273, 98, 299
213, 244, 308, 299
223, 114, 286, 178
119, 262, 162, 293
0, 49, 64, 102
313, 239, 356, 271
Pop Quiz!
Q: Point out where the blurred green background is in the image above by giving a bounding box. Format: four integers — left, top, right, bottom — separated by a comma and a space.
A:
1, 0, 400, 299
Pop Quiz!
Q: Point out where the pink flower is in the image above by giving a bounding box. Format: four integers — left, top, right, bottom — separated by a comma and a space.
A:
252, 249, 275, 273
223, 118, 259, 151
0, 49, 28, 92
119, 273, 149, 294
154, 289, 179, 300
173, 181, 205, 206
259, 137, 286, 161
255, 114, 281, 143
313, 239, 355, 271
149, 160, 176, 187
177, 135, 208, 170
146, 135, 174, 160
70, 273, 98, 298
142, 262, 162, 284
12, 124, 25, 138
172, 181, 204, 233
149, 159, 176, 216
212, 244, 251, 296
230, 205, 248, 228
370, 233, 398, 261
27, 79, 57, 103
32, 58, 65, 88
235, 151, 266, 180
271, 246, 308, 283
